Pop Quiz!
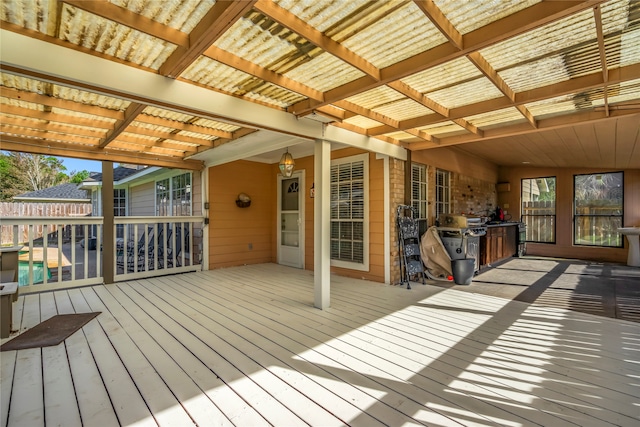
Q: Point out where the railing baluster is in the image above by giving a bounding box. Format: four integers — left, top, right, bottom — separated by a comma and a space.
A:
71, 225, 76, 282
96, 225, 101, 279
43, 224, 48, 285
84, 224, 89, 280
28, 224, 34, 287
57, 222, 63, 283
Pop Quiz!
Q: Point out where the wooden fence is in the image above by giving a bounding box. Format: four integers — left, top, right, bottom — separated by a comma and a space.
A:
522, 200, 555, 242
0, 202, 92, 245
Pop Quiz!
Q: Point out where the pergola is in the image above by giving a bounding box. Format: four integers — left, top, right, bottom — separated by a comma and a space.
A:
1, 0, 638, 170
1, 0, 640, 306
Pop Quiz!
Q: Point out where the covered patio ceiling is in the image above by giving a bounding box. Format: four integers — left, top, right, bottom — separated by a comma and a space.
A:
1, 0, 639, 170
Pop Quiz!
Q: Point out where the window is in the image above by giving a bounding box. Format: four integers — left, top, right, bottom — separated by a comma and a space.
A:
411, 163, 428, 220
435, 169, 451, 219
156, 173, 192, 216
521, 177, 556, 243
574, 172, 623, 247
114, 189, 127, 217
330, 154, 368, 270
114, 188, 127, 238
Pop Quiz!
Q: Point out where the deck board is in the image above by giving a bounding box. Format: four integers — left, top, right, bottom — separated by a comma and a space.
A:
40, 292, 82, 427
1, 264, 639, 427
200, 269, 618, 427
67, 288, 157, 427
142, 275, 425, 427
7, 294, 44, 427
92, 285, 235, 427
80, 287, 196, 427
54, 290, 120, 427
186, 272, 531, 426
130, 278, 336, 427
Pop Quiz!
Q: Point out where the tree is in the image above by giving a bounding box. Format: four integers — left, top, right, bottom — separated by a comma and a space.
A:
0, 152, 70, 200
70, 170, 90, 184
0, 154, 22, 200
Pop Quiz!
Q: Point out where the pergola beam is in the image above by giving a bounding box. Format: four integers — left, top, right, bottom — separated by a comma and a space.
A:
593, 5, 609, 116
160, 1, 257, 78
64, 0, 189, 47
203, 46, 324, 101
289, 0, 605, 116
0, 136, 204, 170
0, 87, 124, 119
370, 63, 640, 135
405, 108, 640, 150
253, 0, 381, 81
99, 103, 147, 148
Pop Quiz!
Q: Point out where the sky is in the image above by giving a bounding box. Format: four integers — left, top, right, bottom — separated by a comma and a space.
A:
58, 156, 103, 174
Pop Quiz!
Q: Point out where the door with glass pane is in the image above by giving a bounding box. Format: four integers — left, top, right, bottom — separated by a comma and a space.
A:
278, 173, 304, 268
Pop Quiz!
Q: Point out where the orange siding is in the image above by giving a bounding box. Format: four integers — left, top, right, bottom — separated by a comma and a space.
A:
209, 149, 388, 283
209, 161, 274, 269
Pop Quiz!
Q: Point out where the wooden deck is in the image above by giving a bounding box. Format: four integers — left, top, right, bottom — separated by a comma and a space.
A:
2, 263, 639, 427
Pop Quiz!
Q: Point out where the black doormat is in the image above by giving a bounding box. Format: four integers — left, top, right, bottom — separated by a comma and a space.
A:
1, 312, 100, 351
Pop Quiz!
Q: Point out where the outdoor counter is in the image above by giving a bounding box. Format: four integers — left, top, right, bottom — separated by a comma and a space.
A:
480, 223, 519, 267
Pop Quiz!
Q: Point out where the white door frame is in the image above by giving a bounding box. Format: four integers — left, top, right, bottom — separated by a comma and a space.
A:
277, 170, 305, 268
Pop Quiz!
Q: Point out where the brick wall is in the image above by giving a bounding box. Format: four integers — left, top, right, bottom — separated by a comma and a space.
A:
425, 168, 497, 224
451, 174, 497, 218
389, 158, 405, 285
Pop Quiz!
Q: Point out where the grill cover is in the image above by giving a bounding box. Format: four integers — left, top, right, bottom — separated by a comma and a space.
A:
420, 226, 453, 278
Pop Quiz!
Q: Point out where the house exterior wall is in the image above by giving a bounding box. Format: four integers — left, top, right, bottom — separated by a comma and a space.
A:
129, 181, 155, 216
412, 148, 499, 226
208, 160, 274, 269
206, 146, 637, 283
125, 170, 202, 217
498, 166, 640, 263
206, 146, 503, 284
207, 148, 390, 283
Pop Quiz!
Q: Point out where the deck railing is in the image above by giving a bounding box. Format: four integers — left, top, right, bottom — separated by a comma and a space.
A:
114, 216, 204, 281
0, 216, 203, 293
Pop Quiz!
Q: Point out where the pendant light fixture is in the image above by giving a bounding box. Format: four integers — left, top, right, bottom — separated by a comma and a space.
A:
278, 148, 295, 177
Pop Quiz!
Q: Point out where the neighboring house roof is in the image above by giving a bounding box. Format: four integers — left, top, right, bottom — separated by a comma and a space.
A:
80, 166, 164, 190
86, 166, 145, 182
13, 183, 90, 202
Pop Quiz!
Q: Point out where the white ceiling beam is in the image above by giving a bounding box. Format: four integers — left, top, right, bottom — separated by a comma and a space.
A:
0, 29, 406, 162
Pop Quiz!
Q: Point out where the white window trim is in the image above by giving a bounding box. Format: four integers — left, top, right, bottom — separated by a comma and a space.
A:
411, 163, 428, 221
330, 153, 369, 272
436, 168, 452, 218
154, 172, 193, 216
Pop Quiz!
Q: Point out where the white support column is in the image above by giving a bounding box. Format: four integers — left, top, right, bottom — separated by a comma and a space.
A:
314, 139, 331, 309
381, 154, 391, 284
201, 167, 209, 271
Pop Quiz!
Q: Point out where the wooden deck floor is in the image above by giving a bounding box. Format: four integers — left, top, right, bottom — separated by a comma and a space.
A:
2, 263, 639, 427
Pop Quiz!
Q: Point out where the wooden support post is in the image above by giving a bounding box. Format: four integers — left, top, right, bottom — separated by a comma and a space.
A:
102, 161, 115, 284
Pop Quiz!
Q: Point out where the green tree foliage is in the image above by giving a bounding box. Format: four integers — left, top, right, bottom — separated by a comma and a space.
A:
0, 155, 21, 201
537, 177, 556, 202
0, 152, 70, 200
70, 170, 90, 184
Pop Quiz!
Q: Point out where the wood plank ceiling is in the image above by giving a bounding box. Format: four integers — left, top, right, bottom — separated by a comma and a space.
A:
1, 0, 639, 170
